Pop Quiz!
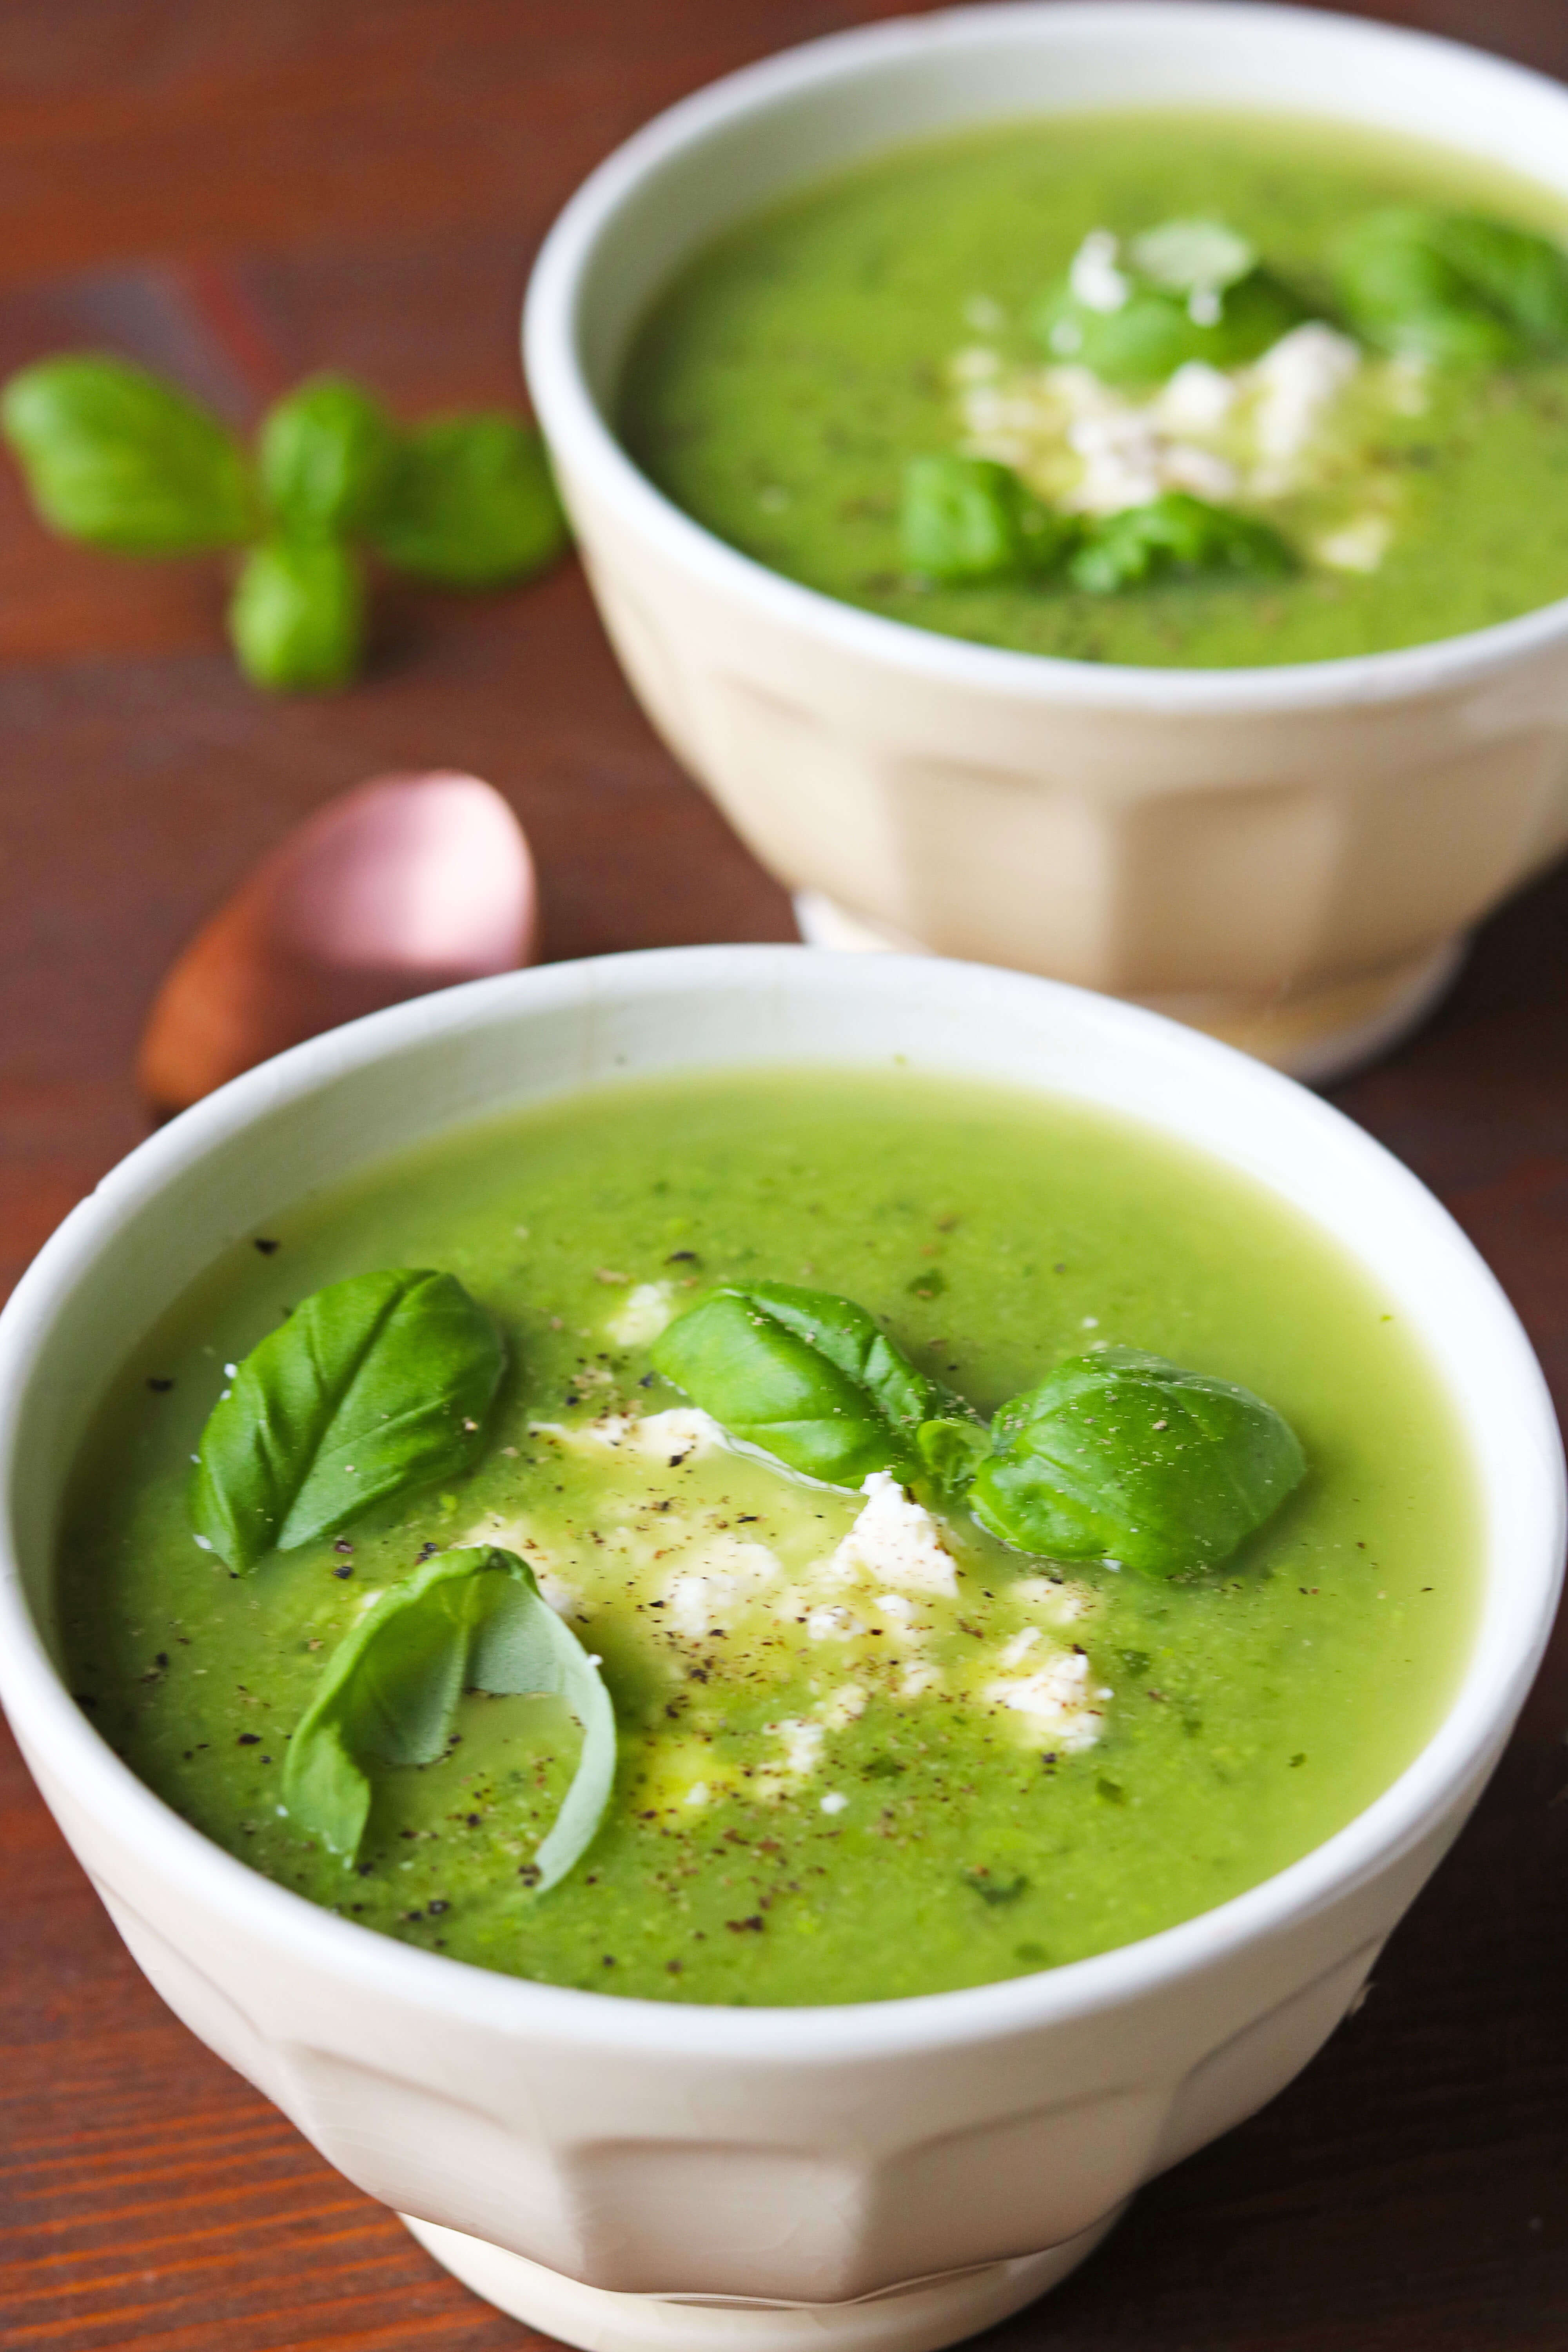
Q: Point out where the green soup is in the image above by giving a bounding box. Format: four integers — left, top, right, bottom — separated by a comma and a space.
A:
620, 111, 1568, 667
59, 1070, 1477, 2005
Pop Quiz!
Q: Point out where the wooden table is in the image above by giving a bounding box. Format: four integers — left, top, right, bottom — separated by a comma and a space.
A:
1, 4, 1565, 2345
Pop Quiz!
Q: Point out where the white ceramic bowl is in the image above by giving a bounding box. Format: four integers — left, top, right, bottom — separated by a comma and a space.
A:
525, 2, 1568, 1081
0, 947, 1560, 2352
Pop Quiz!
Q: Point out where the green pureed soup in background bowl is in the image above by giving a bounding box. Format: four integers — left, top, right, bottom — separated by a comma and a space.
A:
620, 111, 1568, 669
60, 1065, 1477, 2006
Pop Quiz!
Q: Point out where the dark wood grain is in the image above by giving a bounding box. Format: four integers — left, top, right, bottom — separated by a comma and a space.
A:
0, 4, 1564, 2345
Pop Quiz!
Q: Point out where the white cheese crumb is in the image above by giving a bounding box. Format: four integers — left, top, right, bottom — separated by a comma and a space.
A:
664, 1536, 781, 1636
1314, 514, 1393, 572
1154, 361, 1238, 434
193, 1534, 212, 1552
528, 1405, 724, 1464
984, 1646, 1109, 1751
1248, 322, 1361, 474
820, 1791, 849, 1815
1070, 229, 1131, 314
684, 1782, 710, 1808
900, 1660, 944, 1698
760, 1716, 826, 1790
949, 345, 1002, 384
827, 1472, 959, 1598
604, 1281, 674, 1348
999, 1625, 1042, 1668
871, 1590, 926, 1640
806, 1603, 864, 1642
1011, 1576, 1096, 1623
817, 1683, 868, 1728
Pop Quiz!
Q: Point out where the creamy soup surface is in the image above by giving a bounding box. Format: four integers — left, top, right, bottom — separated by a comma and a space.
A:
621, 112, 1568, 667
60, 1070, 1477, 2004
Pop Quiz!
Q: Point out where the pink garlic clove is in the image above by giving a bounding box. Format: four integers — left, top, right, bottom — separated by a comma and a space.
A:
138, 770, 537, 1116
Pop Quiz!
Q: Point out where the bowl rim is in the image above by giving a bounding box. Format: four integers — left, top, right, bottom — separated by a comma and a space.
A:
0, 944, 1561, 2062
523, 0, 1568, 717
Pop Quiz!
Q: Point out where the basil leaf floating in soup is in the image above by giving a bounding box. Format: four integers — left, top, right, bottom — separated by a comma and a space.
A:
282, 1545, 614, 1886
901, 454, 1077, 583
971, 1346, 1306, 1577
651, 1281, 943, 1487
191, 1269, 505, 1569
1069, 493, 1294, 596
1034, 222, 1308, 383
916, 1412, 993, 1502
1334, 209, 1568, 367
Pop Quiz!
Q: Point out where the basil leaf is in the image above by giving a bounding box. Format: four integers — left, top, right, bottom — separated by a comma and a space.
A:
1069, 494, 1294, 595
651, 1281, 943, 1487
0, 354, 251, 554
1432, 213, 1568, 351
258, 373, 396, 537
282, 1544, 614, 1886
970, 1346, 1306, 1576
1334, 210, 1522, 365
228, 535, 365, 692
1035, 261, 1306, 383
901, 455, 1076, 583
916, 1413, 993, 1501
368, 413, 569, 586
192, 1269, 505, 1568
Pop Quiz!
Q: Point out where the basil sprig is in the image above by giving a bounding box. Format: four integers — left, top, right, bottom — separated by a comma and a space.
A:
967, 1346, 1306, 1577
0, 354, 569, 693
1335, 208, 1568, 365
192, 1269, 505, 1570
1069, 493, 1294, 596
0, 355, 251, 555
283, 1544, 614, 1886
651, 1281, 946, 1488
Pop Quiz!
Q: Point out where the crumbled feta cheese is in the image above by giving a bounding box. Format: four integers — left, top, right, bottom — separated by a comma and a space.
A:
899, 1660, 944, 1698
949, 345, 1002, 384
1069, 229, 1131, 314
1187, 287, 1222, 327
1384, 354, 1430, 416
529, 1405, 724, 1464
762, 1717, 825, 1786
1314, 514, 1393, 572
999, 1625, 1042, 1668
827, 1472, 959, 1597
817, 1684, 868, 1729
1011, 1575, 1096, 1624
633, 1408, 724, 1463
820, 1791, 849, 1815
604, 1281, 674, 1348
664, 1537, 781, 1637
1154, 361, 1237, 434
1249, 323, 1361, 474
806, 1603, 864, 1642
984, 1645, 1109, 1751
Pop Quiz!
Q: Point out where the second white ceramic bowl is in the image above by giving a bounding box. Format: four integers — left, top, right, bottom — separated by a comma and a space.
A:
526, 2, 1568, 1079
0, 948, 1561, 2350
